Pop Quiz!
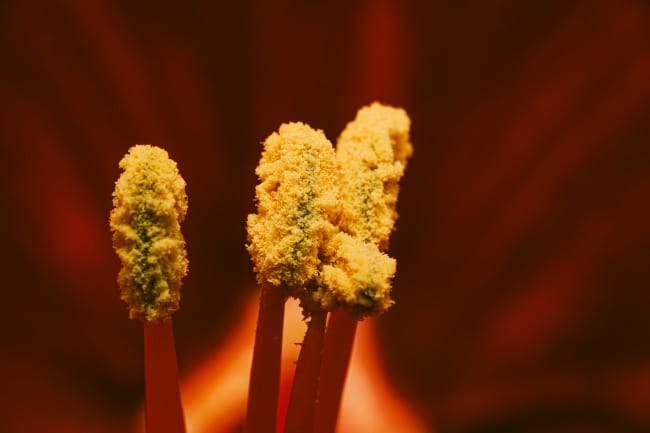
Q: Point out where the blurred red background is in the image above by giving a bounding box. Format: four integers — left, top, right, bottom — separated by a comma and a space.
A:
1, 1, 649, 432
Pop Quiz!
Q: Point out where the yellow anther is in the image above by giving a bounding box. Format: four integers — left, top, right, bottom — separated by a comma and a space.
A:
110, 145, 188, 322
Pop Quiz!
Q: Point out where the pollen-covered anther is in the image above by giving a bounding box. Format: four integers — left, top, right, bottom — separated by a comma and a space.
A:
336, 102, 413, 251
320, 232, 395, 318
110, 144, 188, 322
246, 123, 339, 311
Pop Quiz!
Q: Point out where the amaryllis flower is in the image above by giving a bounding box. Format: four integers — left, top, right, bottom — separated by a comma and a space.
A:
1, 1, 649, 432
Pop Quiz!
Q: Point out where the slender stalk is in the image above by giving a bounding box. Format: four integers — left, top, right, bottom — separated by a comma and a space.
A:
245, 284, 286, 433
144, 318, 186, 433
283, 308, 328, 433
314, 310, 358, 433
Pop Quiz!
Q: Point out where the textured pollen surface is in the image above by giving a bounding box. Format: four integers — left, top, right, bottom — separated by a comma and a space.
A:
320, 232, 396, 318
246, 123, 339, 309
336, 102, 413, 251
247, 104, 412, 318
110, 145, 188, 322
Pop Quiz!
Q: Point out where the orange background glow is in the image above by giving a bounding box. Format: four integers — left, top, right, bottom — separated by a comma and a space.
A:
1, 1, 649, 432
